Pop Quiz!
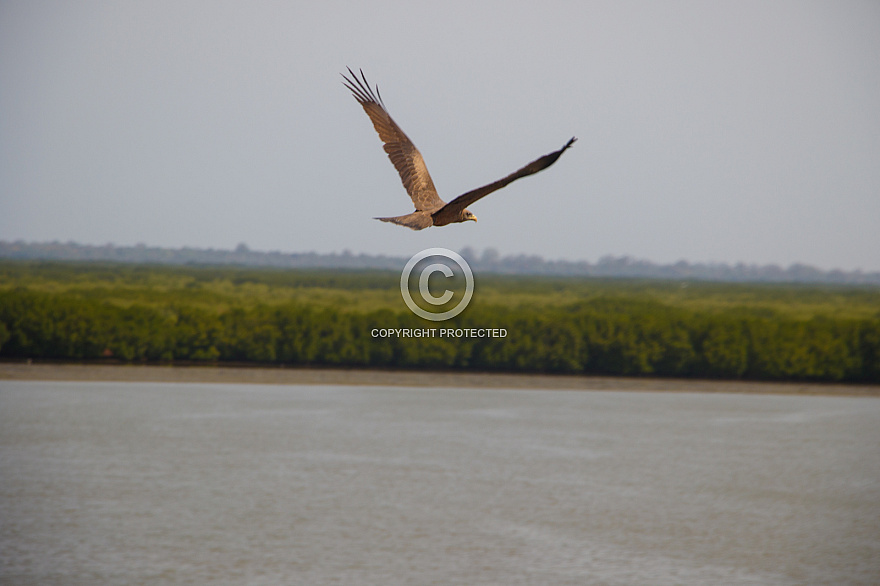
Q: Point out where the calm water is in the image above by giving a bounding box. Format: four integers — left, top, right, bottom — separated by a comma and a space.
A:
1, 381, 878, 585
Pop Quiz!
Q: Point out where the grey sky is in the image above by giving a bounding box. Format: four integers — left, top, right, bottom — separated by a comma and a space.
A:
1, 0, 878, 271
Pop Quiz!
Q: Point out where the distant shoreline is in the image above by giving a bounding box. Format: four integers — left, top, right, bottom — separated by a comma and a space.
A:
4, 241, 880, 284
1, 362, 878, 397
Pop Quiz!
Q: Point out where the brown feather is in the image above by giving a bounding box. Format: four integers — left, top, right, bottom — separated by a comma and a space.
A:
432, 137, 577, 225
343, 68, 576, 229
342, 69, 445, 212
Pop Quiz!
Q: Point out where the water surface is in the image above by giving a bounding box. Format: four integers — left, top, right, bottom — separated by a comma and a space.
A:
1, 381, 878, 584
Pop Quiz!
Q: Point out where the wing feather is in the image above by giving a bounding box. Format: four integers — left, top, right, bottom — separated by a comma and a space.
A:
342, 68, 445, 212
433, 137, 577, 224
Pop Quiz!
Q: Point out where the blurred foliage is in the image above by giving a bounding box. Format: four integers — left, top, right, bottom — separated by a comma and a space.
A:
1, 260, 879, 382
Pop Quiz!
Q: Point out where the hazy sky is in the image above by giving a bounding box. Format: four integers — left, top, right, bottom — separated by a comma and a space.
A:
1, 1, 878, 271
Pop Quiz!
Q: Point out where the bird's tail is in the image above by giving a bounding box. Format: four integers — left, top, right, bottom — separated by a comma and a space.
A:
375, 211, 433, 231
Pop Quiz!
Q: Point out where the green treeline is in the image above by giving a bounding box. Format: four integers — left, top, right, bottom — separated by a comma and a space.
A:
1, 283, 878, 382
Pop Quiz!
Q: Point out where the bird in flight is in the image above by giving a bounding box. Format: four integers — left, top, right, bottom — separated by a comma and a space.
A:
342, 68, 576, 230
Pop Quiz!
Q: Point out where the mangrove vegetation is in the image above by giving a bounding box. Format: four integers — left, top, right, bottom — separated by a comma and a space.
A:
1, 260, 878, 382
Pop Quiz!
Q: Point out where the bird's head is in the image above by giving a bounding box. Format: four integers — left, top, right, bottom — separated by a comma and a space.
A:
460, 209, 477, 223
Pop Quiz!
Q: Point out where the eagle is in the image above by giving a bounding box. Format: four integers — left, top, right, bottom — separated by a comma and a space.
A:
342, 68, 576, 230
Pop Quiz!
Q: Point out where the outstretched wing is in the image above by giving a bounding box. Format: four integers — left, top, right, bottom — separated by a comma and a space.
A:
434, 137, 577, 222
342, 68, 445, 212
